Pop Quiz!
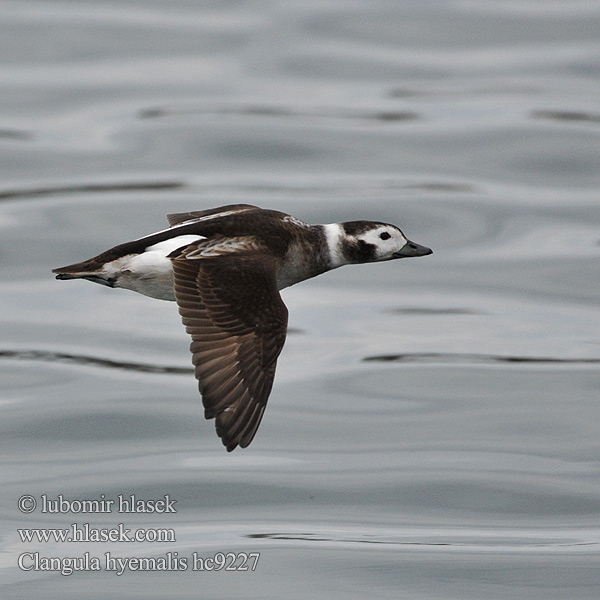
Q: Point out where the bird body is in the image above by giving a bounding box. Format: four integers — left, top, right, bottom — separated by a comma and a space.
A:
53, 204, 431, 451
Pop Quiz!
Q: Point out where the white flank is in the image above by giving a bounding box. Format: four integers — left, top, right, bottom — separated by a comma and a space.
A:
131, 234, 205, 275
105, 234, 204, 301
322, 223, 346, 268
143, 235, 205, 256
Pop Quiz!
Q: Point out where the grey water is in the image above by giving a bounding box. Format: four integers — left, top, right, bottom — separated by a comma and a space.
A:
1, 1, 600, 598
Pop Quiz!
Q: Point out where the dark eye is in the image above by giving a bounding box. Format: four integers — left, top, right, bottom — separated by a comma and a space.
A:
379, 231, 391, 240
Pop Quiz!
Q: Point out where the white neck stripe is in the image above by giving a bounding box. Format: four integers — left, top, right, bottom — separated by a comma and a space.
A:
322, 223, 345, 268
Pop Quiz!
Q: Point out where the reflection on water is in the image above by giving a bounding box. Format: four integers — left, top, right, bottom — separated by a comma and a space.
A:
1, 0, 600, 598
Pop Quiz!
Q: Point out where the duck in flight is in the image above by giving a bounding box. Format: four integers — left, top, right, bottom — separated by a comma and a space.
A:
53, 204, 432, 451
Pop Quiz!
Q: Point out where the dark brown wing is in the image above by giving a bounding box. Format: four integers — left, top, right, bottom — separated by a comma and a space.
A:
171, 248, 288, 451
167, 204, 259, 227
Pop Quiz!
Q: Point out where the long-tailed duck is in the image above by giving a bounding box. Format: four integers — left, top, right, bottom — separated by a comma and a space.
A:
53, 204, 432, 451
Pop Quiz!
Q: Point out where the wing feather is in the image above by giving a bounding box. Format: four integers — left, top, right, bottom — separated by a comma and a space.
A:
167, 204, 258, 228
171, 245, 288, 451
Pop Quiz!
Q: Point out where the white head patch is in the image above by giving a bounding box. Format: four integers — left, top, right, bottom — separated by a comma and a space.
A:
359, 225, 408, 259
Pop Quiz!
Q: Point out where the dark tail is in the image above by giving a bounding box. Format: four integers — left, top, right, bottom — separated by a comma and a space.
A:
52, 262, 115, 287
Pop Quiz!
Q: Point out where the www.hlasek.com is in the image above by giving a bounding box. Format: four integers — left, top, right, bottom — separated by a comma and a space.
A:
19, 523, 176, 544
17, 494, 259, 576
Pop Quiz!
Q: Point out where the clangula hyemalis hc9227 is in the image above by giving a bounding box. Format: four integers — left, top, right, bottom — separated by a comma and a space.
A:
53, 204, 432, 451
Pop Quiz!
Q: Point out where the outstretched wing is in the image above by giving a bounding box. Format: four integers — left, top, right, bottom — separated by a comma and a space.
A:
170, 242, 288, 451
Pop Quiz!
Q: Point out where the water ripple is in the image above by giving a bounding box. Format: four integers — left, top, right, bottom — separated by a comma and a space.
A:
531, 110, 600, 124
138, 102, 420, 124
363, 353, 600, 364
244, 527, 600, 552
0, 180, 183, 201
0, 349, 192, 375
0, 128, 31, 141
3, 350, 598, 376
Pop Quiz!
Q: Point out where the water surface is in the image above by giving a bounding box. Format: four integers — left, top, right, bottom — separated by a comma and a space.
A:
1, 1, 599, 598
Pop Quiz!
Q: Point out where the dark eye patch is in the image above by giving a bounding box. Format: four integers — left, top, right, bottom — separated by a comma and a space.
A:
379, 231, 391, 240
